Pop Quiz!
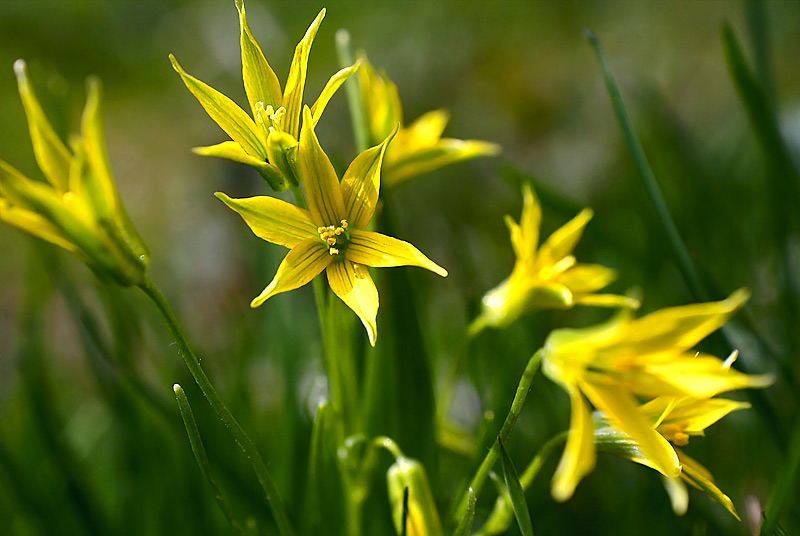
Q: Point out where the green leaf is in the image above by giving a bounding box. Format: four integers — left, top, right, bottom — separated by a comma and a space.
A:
498, 437, 534, 536
452, 488, 476, 536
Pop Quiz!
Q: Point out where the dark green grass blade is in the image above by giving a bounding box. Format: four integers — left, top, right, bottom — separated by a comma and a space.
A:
498, 437, 534, 536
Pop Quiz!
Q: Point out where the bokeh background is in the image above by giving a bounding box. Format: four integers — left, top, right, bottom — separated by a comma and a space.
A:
1, 1, 798, 535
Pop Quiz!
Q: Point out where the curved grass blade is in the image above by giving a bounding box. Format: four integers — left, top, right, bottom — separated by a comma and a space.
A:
452, 487, 476, 536
173, 384, 247, 536
498, 437, 534, 536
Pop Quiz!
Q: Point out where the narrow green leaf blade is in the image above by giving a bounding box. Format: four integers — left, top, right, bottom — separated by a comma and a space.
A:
498, 437, 534, 536
452, 487, 476, 536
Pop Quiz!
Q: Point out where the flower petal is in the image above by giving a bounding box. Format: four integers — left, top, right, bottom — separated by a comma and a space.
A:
551, 384, 596, 502
348, 229, 447, 277
193, 141, 286, 191
509, 184, 541, 264
556, 263, 617, 293
384, 137, 501, 187
620, 288, 750, 353
298, 106, 346, 226
0, 197, 79, 254
573, 293, 640, 309
656, 397, 750, 435
282, 8, 325, 139
251, 237, 330, 307
215, 192, 316, 248
310, 61, 361, 127
581, 376, 681, 479
536, 208, 593, 270
678, 450, 740, 520
13, 60, 71, 192
236, 0, 283, 117
357, 55, 403, 143
169, 54, 266, 159
340, 129, 395, 229
326, 260, 379, 346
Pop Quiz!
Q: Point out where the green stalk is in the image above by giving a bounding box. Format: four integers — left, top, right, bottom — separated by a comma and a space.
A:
336, 29, 370, 153
451, 350, 543, 523
138, 278, 294, 536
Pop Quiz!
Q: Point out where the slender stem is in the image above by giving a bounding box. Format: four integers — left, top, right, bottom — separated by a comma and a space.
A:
452, 350, 544, 522
336, 29, 370, 153
139, 278, 294, 536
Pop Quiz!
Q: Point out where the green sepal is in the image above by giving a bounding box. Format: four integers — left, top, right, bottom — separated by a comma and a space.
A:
266, 129, 300, 188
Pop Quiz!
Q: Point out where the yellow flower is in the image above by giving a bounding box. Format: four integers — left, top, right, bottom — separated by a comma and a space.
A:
170, 2, 359, 192
358, 56, 499, 187
0, 60, 148, 286
597, 394, 753, 519
541, 288, 772, 502
217, 107, 447, 346
472, 184, 637, 332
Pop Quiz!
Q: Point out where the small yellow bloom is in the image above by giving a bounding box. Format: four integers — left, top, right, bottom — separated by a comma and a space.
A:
358, 56, 499, 187
541, 289, 772, 502
473, 184, 637, 332
596, 394, 753, 519
217, 107, 447, 346
170, 1, 359, 191
0, 61, 148, 286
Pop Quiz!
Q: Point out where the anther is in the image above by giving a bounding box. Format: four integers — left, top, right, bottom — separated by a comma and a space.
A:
329, 248, 339, 256
327, 237, 337, 246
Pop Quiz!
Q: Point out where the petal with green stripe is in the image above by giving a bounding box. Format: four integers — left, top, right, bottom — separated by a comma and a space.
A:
348, 229, 447, 277
251, 237, 330, 307
215, 192, 316, 248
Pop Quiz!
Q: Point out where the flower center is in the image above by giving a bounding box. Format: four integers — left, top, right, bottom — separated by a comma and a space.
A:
318, 219, 349, 256
255, 102, 286, 132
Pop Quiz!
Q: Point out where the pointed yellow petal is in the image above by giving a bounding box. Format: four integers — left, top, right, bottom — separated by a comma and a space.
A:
298, 106, 346, 226
621, 288, 750, 353
14, 60, 71, 192
393, 109, 449, 153
357, 55, 403, 143
341, 128, 395, 229
661, 476, 689, 516
326, 260, 379, 346
215, 192, 316, 248
551, 385, 596, 502
348, 229, 447, 277
557, 264, 617, 293
573, 293, 640, 309
193, 141, 286, 190
251, 237, 330, 307
384, 138, 501, 187
536, 208, 593, 270
169, 54, 266, 159
514, 183, 541, 263
657, 398, 750, 435
678, 450, 740, 520
236, 0, 283, 116
310, 61, 361, 127
0, 197, 79, 254
645, 353, 774, 398
581, 376, 681, 479
282, 8, 325, 139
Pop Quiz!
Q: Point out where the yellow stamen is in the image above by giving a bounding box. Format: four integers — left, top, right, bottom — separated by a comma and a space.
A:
327, 237, 337, 246
329, 248, 339, 256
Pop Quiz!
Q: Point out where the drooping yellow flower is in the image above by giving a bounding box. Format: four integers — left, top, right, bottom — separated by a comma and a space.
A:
170, 2, 359, 192
596, 393, 753, 519
217, 107, 447, 346
540, 288, 772, 502
357, 55, 499, 188
472, 184, 637, 332
0, 60, 149, 286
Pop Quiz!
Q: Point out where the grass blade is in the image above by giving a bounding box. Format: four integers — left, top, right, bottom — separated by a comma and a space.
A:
498, 437, 534, 536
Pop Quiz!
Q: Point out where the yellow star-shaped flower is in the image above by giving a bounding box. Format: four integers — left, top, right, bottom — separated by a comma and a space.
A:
217, 107, 447, 346
473, 183, 637, 332
170, 2, 358, 191
541, 288, 772, 502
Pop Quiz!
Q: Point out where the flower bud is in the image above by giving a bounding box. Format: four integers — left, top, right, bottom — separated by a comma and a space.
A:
386, 457, 442, 536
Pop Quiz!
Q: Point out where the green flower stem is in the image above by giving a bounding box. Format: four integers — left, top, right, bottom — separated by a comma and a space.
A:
289, 183, 359, 433
138, 278, 294, 536
173, 384, 247, 536
336, 29, 370, 153
452, 350, 544, 523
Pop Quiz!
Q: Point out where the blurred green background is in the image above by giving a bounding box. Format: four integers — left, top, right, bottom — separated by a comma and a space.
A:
1, 1, 799, 535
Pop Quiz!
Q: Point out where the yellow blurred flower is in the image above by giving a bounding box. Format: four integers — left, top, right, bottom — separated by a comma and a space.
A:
217, 107, 447, 346
472, 184, 637, 332
597, 393, 754, 519
0, 60, 148, 286
541, 288, 772, 502
170, 2, 359, 191
358, 55, 499, 187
